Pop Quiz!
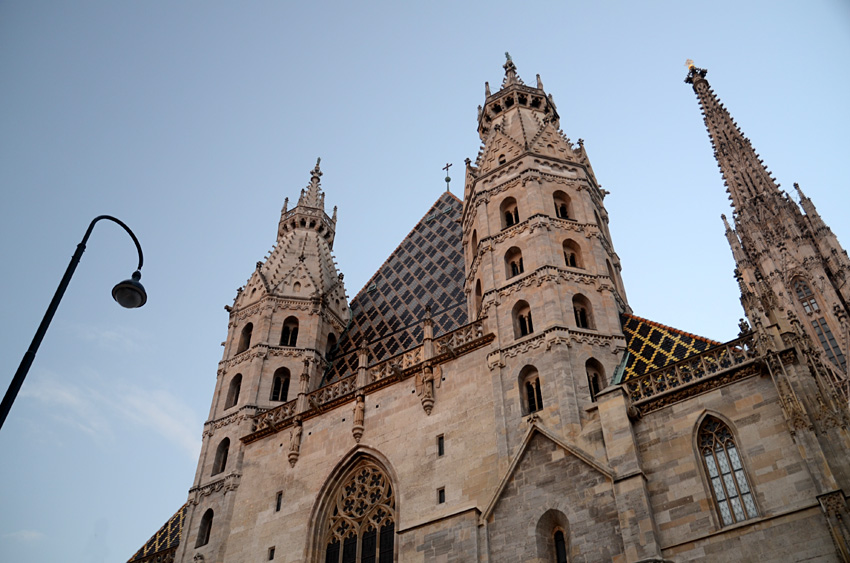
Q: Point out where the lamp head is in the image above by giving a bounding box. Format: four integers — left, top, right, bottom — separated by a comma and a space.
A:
112, 270, 147, 309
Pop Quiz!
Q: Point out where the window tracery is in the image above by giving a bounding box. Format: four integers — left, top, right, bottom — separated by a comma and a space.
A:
321, 462, 395, 563
698, 417, 757, 526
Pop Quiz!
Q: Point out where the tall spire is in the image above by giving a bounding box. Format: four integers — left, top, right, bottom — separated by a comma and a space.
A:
298, 158, 325, 209
686, 63, 781, 217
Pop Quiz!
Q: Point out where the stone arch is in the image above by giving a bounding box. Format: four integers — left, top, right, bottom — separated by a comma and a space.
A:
306, 448, 399, 563
236, 322, 253, 354
504, 246, 525, 279
693, 412, 759, 527
512, 300, 534, 339
518, 365, 543, 416
474, 279, 483, 318
563, 239, 583, 269
195, 508, 214, 548
500, 196, 520, 229
224, 373, 242, 410
326, 333, 338, 360
270, 367, 291, 402
281, 316, 299, 347
535, 508, 570, 562
553, 190, 572, 220
212, 437, 229, 476
572, 294, 594, 330
470, 229, 478, 259
585, 358, 605, 402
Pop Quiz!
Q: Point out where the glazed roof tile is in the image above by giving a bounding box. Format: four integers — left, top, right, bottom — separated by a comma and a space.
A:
620, 313, 721, 382
127, 503, 187, 562
323, 191, 466, 383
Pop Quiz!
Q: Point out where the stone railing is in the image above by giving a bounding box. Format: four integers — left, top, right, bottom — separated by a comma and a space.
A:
626, 333, 758, 404
308, 374, 357, 408
252, 399, 297, 431
435, 320, 485, 355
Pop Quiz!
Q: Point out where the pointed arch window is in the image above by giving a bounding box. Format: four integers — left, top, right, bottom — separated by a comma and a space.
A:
512, 301, 534, 338
585, 358, 605, 402
195, 509, 213, 548
212, 437, 230, 476
572, 295, 594, 330
271, 368, 291, 402
812, 318, 847, 371
281, 317, 299, 347
698, 417, 757, 526
500, 197, 520, 229
225, 374, 242, 409
553, 191, 572, 220
562, 240, 582, 269
794, 279, 820, 314
554, 530, 568, 563
320, 461, 395, 563
237, 323, 253, 354
519, 366, 543, 415
505, 246, 524, 279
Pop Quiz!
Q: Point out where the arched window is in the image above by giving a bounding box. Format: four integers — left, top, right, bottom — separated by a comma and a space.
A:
698, 417, 757, 526
572, 295, 593, 330
519, 366, 543, 415
212, 438, 230, 476
281, 316, 299, 347
474, 280, 483, 318
270, 368, 290, 402
326, 333, 338, 360
504, 246, 524, 279
512, 300, 534, 339
562, 240, 582, 269
553, 190, 572, 220
195, 509, 213, 548
321, 461, 395, 563
535, 509, 569, 562
498, 153, 507, 165
237, 323, 253, 354
500, 197, 520, 229
470, 230, 478, 259
585, 358, 605, 402
225, 374, 242, 409
794, 279, 819, 313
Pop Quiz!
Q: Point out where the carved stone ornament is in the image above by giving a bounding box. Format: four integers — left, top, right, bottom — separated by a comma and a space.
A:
417, 365, 436, 415
352, 394, 365, 443
288, 417, 303, 467
193, 554, 205, 563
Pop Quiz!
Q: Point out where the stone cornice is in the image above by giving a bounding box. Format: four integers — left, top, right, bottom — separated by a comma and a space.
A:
188, 472, 241, 505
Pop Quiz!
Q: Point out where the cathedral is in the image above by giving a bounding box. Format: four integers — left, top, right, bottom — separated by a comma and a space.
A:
128, 58, 850, 562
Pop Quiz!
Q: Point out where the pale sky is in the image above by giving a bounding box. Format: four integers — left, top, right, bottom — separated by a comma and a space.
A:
1, 2, 849, 562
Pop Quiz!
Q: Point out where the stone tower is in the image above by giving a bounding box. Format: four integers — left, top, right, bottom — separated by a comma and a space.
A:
687, 63, 849, 378
180, 159, 349, 561
462, 54, 629, 428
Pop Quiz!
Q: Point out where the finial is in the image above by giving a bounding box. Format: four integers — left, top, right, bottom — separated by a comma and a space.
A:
484, 82, 490, 97
793, 182, 806, 199
502, 52, 522, 87
721, 213, 733, 231
283, 197, 289, 213
442, 162, 452, 192
536, 74, 543, 89
311, 157, 323, 183
684, 59, 707, 84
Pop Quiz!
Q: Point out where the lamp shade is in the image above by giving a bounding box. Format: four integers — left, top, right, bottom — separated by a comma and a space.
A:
112, 270, 147, 309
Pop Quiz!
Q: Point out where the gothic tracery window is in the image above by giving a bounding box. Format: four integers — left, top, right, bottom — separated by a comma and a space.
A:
322, 462, 395, 563
281, 316, 299, 347
271, 368, 290, 402
794, 279, 820, 314
698, 417, 757, 526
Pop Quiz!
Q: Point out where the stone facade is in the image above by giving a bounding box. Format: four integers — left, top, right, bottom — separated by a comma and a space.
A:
128, 58, 850, 563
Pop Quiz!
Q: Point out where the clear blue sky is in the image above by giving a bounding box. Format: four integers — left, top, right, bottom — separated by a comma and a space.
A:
1, 2, 848, 561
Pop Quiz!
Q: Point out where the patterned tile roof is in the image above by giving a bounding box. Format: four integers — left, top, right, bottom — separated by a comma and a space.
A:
620, 314, 721, 382
323, 191, 467, 383
127, 504, 187, 563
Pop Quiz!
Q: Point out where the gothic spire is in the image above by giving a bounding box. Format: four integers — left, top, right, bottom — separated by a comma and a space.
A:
298, 158, 325, 210
686, 63, 781, 217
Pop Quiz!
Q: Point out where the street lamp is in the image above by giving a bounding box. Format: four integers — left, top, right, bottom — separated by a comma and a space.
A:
0, 215, 147, 430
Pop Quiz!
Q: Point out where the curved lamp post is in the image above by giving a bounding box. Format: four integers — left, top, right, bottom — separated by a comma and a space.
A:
0, 215, 147, 431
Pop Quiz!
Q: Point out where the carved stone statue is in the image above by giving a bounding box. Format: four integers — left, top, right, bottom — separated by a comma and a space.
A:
352, 394, 365, 443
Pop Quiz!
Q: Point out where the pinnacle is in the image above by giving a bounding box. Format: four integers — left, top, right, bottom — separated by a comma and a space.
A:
501, 52, 524, 88
297, 157, 325, 209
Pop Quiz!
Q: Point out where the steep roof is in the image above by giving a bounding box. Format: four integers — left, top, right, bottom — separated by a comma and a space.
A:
620, 313, 721, 382
324, 191, 467, 383
127, 503, 187, 563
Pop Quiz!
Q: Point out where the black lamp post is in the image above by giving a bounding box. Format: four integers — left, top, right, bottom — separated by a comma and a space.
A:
0, 215, 147, 431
